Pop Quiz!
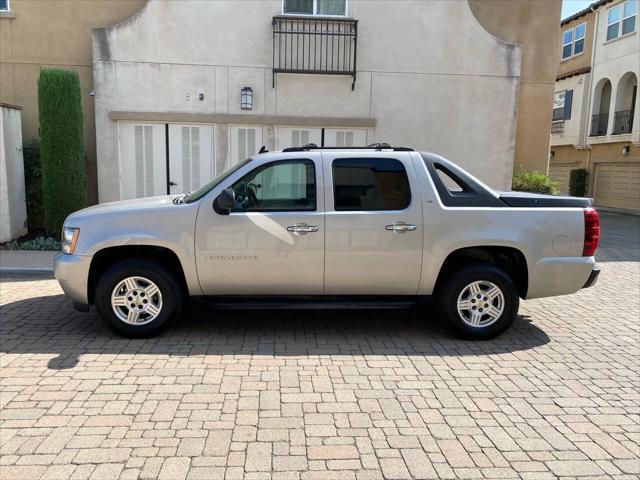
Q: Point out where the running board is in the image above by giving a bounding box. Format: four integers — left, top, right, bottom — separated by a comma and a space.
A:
199, 295, 421, 310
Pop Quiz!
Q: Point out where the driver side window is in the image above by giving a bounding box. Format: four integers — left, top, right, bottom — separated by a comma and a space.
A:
231, 159, 316, 212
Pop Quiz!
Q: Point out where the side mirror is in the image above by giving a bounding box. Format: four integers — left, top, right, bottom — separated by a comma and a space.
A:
213, 187, 235, 215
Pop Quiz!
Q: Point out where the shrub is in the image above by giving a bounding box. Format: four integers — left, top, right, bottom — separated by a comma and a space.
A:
569, 168, 589, 197
38, 68, 85, 235
22, 138, 44, 232
0, 236, 61, 251
512, 169, 560, 195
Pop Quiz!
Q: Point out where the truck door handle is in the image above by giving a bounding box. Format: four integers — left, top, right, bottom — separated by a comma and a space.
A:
385, 223, 417, 233
286, 223, 319, 234
169, 181, 178, 186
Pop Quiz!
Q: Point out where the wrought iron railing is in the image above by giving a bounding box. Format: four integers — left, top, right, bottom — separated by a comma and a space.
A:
551, 120, 565, 134
590, 113, 609, 136
272, 16, 358, 89
613, 110, 634, 135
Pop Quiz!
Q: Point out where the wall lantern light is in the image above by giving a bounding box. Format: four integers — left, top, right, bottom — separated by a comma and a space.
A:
241, 87, 253, 110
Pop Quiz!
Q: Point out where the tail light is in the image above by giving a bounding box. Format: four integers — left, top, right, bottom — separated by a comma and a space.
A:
582, 208, 600, 257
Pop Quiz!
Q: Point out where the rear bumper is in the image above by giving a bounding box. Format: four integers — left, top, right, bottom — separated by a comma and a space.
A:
582, 266, 600, 289
53, 253, 91, 306
526, 256, 596, 299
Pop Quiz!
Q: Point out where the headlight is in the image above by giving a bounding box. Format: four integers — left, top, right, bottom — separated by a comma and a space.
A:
61, 227, 80, 254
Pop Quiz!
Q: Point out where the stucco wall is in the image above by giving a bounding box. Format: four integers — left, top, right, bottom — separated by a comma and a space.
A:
94, 0, 527, 202
550, 74, 592, 147
557, 12, 596, 77
0, 105, 27, 242
468, 0, 562, 174
0, 0, 146, 204
588, 0, 640, 143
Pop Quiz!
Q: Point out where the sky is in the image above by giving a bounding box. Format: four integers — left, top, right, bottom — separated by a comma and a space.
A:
562, 0, 594, 20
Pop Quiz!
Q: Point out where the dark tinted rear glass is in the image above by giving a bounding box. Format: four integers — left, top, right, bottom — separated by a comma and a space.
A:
332, 158, 411, 211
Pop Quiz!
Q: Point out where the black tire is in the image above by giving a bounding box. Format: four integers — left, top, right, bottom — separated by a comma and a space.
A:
436, 263, 519, 340
94, 258, 184, 338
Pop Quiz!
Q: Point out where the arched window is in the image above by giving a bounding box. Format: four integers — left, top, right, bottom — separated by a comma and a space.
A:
590, 79, 612, 136
613, 72, 638, 135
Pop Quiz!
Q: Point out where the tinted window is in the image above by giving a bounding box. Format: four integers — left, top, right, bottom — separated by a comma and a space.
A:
332, 158, 411, 211
231, 160, 316, 212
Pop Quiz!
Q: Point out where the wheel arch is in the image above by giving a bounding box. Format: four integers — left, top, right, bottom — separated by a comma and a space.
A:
87, 245, 189, 305
434, 246, 529, 298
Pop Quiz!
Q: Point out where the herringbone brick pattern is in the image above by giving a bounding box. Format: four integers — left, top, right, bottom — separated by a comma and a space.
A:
1, 213, 638, 479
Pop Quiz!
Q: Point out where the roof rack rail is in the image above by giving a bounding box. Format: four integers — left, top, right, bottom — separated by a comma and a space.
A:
282, 143, 414, 152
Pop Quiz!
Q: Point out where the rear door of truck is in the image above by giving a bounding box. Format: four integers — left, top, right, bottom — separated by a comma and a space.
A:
322, 151, 424, 295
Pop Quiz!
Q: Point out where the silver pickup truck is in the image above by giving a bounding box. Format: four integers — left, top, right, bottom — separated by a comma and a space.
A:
54, 146, 600, 340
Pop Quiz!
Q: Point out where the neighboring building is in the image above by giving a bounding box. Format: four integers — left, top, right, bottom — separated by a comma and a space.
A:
550, 0, 639, 212
0, 0, 146, 204
92, 0, 561, 203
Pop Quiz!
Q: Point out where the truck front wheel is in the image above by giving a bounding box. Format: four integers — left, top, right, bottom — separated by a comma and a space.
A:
436, 263, 519, 340
94, 258, 184, 338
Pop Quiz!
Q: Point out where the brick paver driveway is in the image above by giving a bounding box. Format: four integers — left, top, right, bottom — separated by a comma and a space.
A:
1, 212, 638, 480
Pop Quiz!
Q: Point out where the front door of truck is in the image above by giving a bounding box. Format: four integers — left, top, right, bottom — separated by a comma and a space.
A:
322, 152, 423, 294
195, 154, 324, 295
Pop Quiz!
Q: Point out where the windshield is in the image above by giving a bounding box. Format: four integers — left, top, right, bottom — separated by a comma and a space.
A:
185, 158, 252, 203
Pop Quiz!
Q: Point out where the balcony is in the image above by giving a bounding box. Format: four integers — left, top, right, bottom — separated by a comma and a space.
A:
613, 110, 634, 135
590, 113, 608, 136
272, 15, 358, 89
551, 120, 565, 135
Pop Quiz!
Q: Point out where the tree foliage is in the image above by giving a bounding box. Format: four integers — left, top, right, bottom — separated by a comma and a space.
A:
38, 68, 85, 234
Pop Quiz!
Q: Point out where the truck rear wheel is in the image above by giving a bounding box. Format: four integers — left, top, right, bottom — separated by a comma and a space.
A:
95, 258, 183, 338
436, 263, 519, 340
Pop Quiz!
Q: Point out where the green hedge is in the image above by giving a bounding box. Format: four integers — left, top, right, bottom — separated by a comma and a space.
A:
22, 138, 44, 232
512, 169, 560, 195
38, 68, 85, 234
569, 168, 589, 197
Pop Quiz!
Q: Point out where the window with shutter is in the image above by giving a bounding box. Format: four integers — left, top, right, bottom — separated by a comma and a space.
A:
119, 122, 166, 199
324, 129, 367, 147
563, 90, 573, 120
276, 127, 322, 149
133, 125, 155, 197
231, 126, 263, 167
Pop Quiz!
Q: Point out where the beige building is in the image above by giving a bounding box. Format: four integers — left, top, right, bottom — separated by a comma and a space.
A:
1, 0, 561, 205
92, 0, 561, 203
549, 0, 639, 212
0, 0, 146, 203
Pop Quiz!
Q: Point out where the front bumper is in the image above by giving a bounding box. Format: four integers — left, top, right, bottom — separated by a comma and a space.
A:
53, 253, 92, 306
582, 266, 600, 289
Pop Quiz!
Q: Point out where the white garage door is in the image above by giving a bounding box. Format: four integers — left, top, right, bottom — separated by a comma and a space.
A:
594, 162, 640, 211
548, 164, 573, 195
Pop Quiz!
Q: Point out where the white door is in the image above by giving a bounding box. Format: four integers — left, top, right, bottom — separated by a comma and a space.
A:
230, 126, 263, 167
168, 124, 214, 194
324, 129, 368, 147
277, 127, 322, 149
118, 123, 167, 199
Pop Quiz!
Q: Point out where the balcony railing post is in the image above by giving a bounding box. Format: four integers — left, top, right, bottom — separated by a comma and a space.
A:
590, 113, 609, 136
613, 110, 634, 135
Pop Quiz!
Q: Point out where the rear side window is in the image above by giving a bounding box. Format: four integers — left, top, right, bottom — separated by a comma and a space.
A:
332, 158, 411, 211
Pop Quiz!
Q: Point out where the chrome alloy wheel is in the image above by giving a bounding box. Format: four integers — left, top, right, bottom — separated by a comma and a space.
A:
111, 276, 163, 325
456, 280, 505, 328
